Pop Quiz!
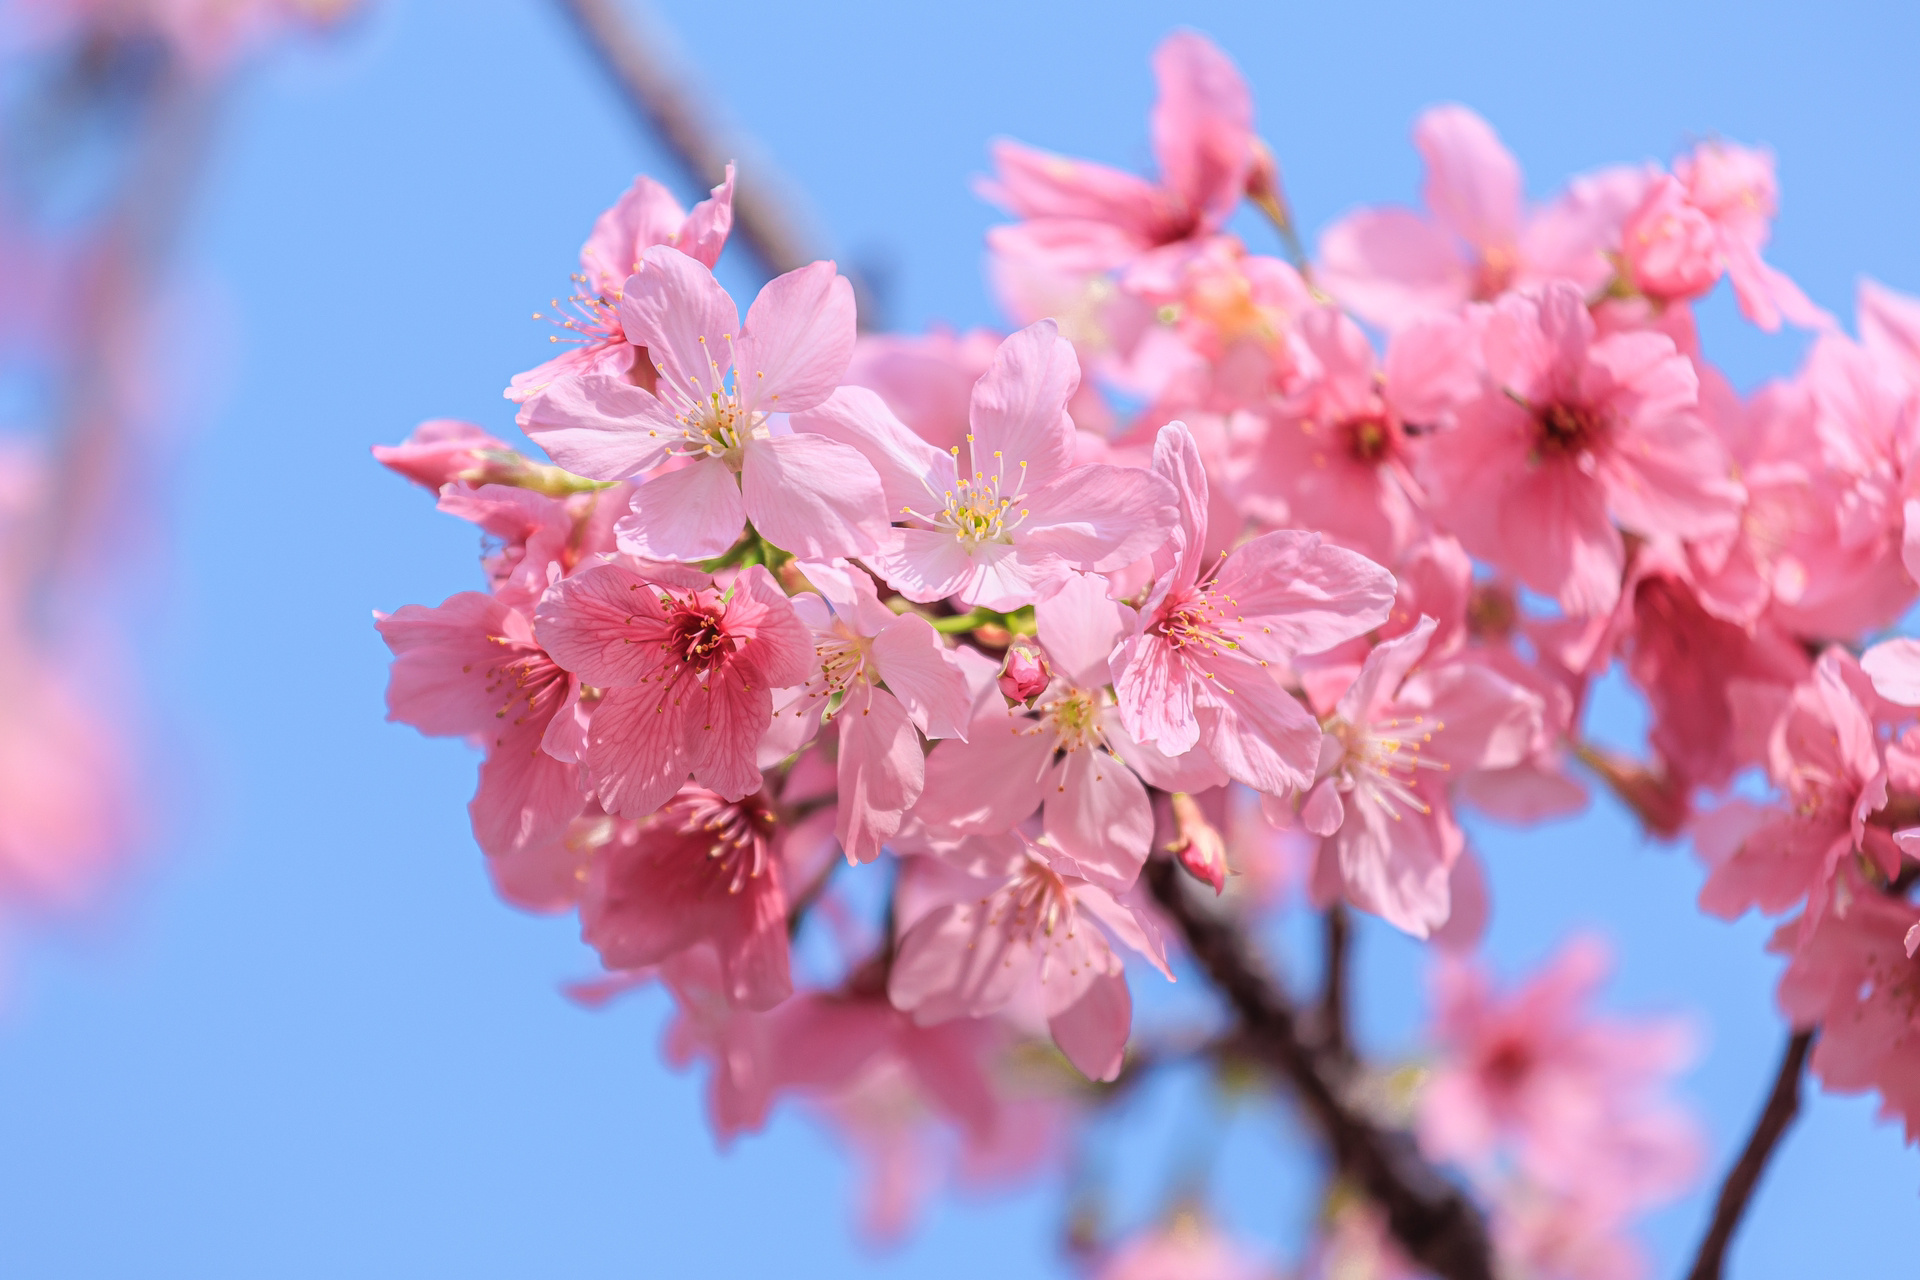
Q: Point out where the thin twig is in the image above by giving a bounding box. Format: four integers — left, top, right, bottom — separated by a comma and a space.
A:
1683, 1028, 1814, 1280
551, 0, 812, 281
1144, 857, 1496, 1280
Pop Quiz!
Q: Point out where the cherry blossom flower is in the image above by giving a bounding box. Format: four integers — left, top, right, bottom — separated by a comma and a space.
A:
793, 320, 1178, 610
372, 419, 511, 491
377, 591, 585, 858
783, 559, 971, 863
1666, 140, 1831, 332
1300, 616, 1542, 938
580, 785, 795, 1010
533, 561, 810, 818
844, 327, 1001, 453
506, 168, 734, 407
1419, 937, 1702, 1206
1773, 884, 1920, 1140
1112, 421, 1396, 797
521, 245, 887, 560
1317, 106, 1642, 330
887, 834, 1171, 1082
1421, 281, 1744, 614
916, 572, 1225, 892
982, 30, 1254, 287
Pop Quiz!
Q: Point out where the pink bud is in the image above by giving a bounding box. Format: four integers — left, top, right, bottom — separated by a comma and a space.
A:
1168, 792, 1228, 896
373, 419, 508, 491
1621, 175, 1722, 303
998, 645, 1050, 704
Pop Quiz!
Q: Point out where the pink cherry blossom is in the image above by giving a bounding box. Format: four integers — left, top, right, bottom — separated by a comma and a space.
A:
887, 834, 1171, 1082
1112, 422, 1396, 797
792, 321, 1178, 610
1419, 936, 1701, 1207
1696, 649, 1901, 933
506, 168, 734, 407
1096, 1215, 1277, 1280
1670, 140, 1831, 332
982, 31, 1254, 285
1772, 884, 1920, 1140
533, 561, 810, 818
844, 327, 1002, 453
916, 572, 1224, 892
1421, 282, 1744, 614
372, 419, 511, 491
783, 559, 971, 863
521, 245, 887, 561
1318, 105, 1642, 329
1300, 616, 1542, 938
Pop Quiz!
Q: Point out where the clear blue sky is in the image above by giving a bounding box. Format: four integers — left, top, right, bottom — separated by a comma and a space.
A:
1, 1, 1916, 1275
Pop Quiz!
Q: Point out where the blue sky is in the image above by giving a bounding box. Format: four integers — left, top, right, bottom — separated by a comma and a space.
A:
0, 1, 1916, 1275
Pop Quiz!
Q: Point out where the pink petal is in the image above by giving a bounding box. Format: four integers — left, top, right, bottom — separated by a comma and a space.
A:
534, 561, 674, 688
520, 373, 679, 480
956, 542, 1068, 613
581, 174, 686, 292
726, 564, 814, 692
1047, 969, 1131, 1083
1213, 530, 1397, 663
968, 320, 1080, 487
615, 456, 747, 561
869, 527, 979, 604
736, 260, 857, 415
470, 736, 585, 857
1150, 421, 1212, 592
1100, 715, 1228, 793
982, 138, 1164, 236
871, 612, 972, 740
834, 686, 925, 864
1863, 638, 1920, 706
916, 709, 1052, 835
887, 898, 1031, 1024
740, 433, 884, 559
790, 385, 954, 515
1301, 777, 1344, 836
1044, 747, 1152, 893
620, 244, 741, 398
1414, 104, 1522, 254
1148, 31, 1252, 228
1112, 631, 1199, 756
1317, 208, 1470, 329
1019, 463, 1179, 572
676, 163, 735, 269
1397, 662, 1544, 771
583, 685, 694, 818
378, 592, 526, 737
1905, 498, 1920, 585
1333, 616, 1437, 728
1198, 651, 1323, 795
1034, 572, 1131, 690
688, 674, 777, 803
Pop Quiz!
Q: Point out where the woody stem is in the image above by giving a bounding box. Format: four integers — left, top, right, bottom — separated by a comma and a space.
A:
1682, 1028, 1814, 1280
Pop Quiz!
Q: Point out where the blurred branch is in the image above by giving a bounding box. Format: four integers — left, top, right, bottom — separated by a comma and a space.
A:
554, 0, 876, 312
1316, 904, 1353, 1065
1144, 856, 1495, 1280
1683, 1028, 1814, 1280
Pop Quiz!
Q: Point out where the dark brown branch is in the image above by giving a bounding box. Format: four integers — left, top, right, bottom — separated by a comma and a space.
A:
1683, 1028, 1814, 1280
1144, 857, 1495, 1280
552, 0, 815, 282
1317, 903, 1353, 1064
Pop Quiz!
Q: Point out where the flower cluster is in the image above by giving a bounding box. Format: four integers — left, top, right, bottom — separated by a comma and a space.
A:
378, 29, 1920, 1277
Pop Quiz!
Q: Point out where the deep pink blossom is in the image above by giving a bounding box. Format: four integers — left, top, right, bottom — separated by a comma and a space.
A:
521, 245, 887, 560
1422, 282, 1744, 614
1668, 140, 1830, 332
534, 562, 810, 818
1112, 422, 1396, 797
506, 169, 734, 407
982, 31, 1254, 285
887, 834, 1171, 1082
377, 591, 585, 857
793, 321, 1177, 610
580, 785, 794, 1009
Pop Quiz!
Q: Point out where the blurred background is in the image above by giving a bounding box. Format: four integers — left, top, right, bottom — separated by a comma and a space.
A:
0, 0, 1916, 1274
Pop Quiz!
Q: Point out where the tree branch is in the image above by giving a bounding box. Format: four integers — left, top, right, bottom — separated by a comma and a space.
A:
1683, 1028, 1814, 1280
551, 0, 816, 282
1317, 903, 1352, 1064
1144, 857, 1495, 1280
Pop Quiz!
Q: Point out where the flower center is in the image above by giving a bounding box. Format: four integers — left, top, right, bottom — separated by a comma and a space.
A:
996, 856, 1076, 946
1341, 415, 1396, 465
669, 789, 776, 894
1324, 712, 1446, 819
480, 639, 569, 735
664, 600, 732, 673
1038, 687, 1103, 753
1533, 401, 1603, 459
905, 434, 1031, 550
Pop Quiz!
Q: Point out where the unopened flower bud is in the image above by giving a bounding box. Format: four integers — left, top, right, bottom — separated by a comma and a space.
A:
1167, 791, 1229, 895
372, 419, 508, 491
1244, 137, 1282, 205
998, 645, 1050, 704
